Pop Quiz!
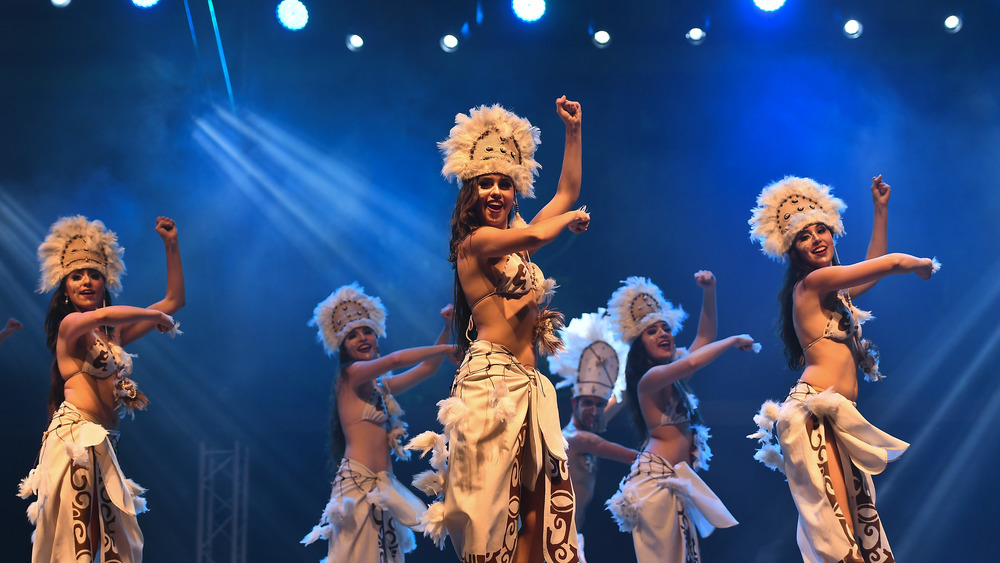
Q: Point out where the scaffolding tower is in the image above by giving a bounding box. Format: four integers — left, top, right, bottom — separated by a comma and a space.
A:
196, 441, 249, 563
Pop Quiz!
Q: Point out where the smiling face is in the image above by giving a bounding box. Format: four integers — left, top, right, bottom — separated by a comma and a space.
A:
475, 173, 515, 229
639, 320, 675, 365
792, 223, 835, 270
342, 325, 378, 362
64, 268, 106, 312
572, 394, 609, 431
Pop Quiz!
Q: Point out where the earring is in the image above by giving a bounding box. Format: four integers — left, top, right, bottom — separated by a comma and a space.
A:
64, 294, 69, 305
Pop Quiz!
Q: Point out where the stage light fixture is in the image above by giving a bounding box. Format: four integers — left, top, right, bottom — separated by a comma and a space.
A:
686, 27, 706, 45
944, 14, 963, 33
276, 0, 309, 31
512, 0, 545, 23
843, 19, 863, 39
440, 34, 460, 53
132, 0, 159, 7
346, 34, 364, 52
753, 0, 786, 12
591, 29, 611, 49
51, 0, 71, 7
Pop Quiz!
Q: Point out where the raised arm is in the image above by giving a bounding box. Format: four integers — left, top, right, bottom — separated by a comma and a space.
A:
382, 305, 460, 395
120, 217, 186, 345
530, 96, 582, 225
688, 271, 717, 353
848, 175, 890, 298
637, 334, 756, 394
800, 253, 935, 298
59, 306, 176, 345
462, 208, 590, 258
0, 318, 22, 345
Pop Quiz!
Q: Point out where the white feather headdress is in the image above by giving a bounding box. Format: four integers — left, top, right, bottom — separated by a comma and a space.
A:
37, 215, 126, 295
547, 309, 629, 402
309, 283, 387, 356
749, 176, 847, 261
607, 277, 687, 345
439, 104, 541, 198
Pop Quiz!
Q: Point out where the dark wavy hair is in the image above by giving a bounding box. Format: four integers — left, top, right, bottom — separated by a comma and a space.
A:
448, 177, 517, 357
43, 279, 112, 417
623, 337, 704, 448
777, 236, 840, 371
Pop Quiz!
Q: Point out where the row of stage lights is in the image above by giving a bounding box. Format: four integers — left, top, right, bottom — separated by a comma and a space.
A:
50, 0, 970, 50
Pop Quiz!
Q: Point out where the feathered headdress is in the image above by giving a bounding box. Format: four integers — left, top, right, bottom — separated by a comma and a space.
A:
547, 309, 629, 402
37, 215, 126, 295
439, 104, 541, 198
749, 176, 847, 261
607, 277, 687, 345
310, 283, 387, 356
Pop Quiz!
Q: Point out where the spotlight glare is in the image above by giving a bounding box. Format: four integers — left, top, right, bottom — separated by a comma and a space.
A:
592, 29, 611, 48
686, 27, 706, 45
132, 0, 159, 7
843, 19, 863, 38
276, 0, 309, 31
512, 0, 545, 23
440, 34, 459, 53
51, 0, 71, 6
944, 15, 963, 33
346, 34, 364, 52
754, 0, 786, 12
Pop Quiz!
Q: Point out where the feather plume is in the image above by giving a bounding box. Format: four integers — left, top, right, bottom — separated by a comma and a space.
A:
605, 484, 640, 532
26, 501, 39, 525
534, 307, 565, 356
607, 276, 687, 344
419, 502, 449, 549
309, 283, 387, 356
18, 469, 37, 499
37, 215, 126, 295
67, 442, 89, 467
749, 176, 847, 261
547, 308, 629, 401
439, 104, 541, 198
436, 397, 471, 436
691, 424, 713, 472
412, 470, 446, 497
753, 443, 785, 472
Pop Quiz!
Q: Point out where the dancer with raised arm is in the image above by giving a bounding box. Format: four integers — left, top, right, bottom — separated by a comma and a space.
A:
605, 273, 755, 563
747, 175, 938, 563
407, 96, 589, 563
19, 215, 184, 563
301, 284, 456, 562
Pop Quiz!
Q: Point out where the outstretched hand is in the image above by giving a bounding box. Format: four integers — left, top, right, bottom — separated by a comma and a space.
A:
568, 207, 590, 233
693, 270, 716, 289
733, 334, 757, 352
556, 95, 581, 132
155, 216, 179, 243
871, 174, 890, 209
4, 318, 23, 333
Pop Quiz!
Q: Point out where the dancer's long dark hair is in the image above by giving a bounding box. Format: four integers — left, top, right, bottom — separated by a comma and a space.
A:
623, 337, 704, 448
448, 177, 517, 357
777, 236, 840, 371
43, 280, 112, 418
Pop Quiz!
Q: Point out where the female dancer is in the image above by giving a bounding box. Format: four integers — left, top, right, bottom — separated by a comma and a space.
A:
605, 273, 755, 562
747, 176, 937, 562
19, 215, 183, 562
301, 283, 455, 562
407, 97, 589, 563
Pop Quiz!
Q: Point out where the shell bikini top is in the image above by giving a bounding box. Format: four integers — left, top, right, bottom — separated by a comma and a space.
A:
649, 382, 694, 429
77, 334, 133, 380
472, 251, 551, 308
803, 291, 861, 351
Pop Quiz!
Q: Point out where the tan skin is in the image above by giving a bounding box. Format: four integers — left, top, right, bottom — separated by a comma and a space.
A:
52, 216, 183, 554
564, 395, 638, 527
455, 96, 586, 563
57, 216, 184, 429
791, 176, 934, 537
337, 305, 459, 474
635, 272, 756, 465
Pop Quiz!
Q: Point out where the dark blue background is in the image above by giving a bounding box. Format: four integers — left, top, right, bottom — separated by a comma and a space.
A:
2, 1, 999, 561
